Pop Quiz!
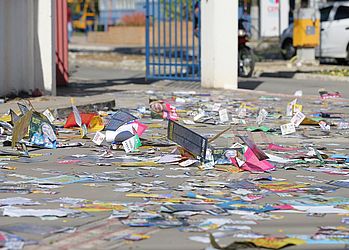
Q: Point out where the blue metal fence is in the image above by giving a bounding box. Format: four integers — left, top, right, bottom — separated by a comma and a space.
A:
146, 0, 200, 81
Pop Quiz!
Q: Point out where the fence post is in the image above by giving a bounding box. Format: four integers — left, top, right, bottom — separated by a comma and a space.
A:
201, 0, 238, 89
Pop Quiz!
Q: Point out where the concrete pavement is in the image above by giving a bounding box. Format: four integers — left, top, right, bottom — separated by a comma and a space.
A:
1, 55, 349, 250
0, 76, 349, 249
66, 64, 349, 98
2, 63, 341, 117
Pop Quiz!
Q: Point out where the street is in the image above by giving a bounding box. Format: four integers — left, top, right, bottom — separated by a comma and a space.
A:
64, 64, 349, 98
2, 0, 349, 249
1, 69, 349, 249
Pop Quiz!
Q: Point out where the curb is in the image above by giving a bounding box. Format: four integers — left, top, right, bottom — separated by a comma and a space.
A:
70, 58, 146, 72
256, 70, 349, 83
56, 99, 116, 118
0, 96, 116, 118
294, 73, 349, 82
72, 58, 349, 84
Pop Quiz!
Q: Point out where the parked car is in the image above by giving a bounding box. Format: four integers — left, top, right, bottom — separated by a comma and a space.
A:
280, 1, 349, 63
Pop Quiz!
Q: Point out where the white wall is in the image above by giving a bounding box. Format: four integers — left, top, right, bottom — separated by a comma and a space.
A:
0, 0, 55, 97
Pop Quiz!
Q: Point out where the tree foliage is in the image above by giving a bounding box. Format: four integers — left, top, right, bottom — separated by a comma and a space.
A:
159, 0, 196, 21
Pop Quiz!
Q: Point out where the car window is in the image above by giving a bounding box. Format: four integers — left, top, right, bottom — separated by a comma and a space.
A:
320, 6, 332, 22
334, 6, 349, 20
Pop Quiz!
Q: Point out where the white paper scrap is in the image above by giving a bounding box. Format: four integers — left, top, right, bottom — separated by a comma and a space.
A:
256, 109, 268, 125
72, 105, 82, 127
290, 111, 306, 127
219, 109, 229, 123
2, 207, 77, 218
92, 131, 106, 145
43, 109, 55, 123
212, 103, 222, 112
286, 99, 297, 117
280, 123, 296, 135
179, 159, 199, 167
294, 90, 303, 97
183, 120, 196, 125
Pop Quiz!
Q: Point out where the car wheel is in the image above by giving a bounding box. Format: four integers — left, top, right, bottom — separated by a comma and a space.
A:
281, 39, 296, 60
336, 58, 348, 65
337, 44, 349, 65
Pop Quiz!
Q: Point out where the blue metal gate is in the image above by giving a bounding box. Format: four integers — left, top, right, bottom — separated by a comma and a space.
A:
146, 0, 200, 81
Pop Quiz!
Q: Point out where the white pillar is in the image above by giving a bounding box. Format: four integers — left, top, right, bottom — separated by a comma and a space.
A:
201, 0, 238, 89
37, 0, 56, 95
0, 0, 55, 97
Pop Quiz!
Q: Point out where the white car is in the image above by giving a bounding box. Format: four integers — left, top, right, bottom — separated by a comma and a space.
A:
280, 1, 349, 63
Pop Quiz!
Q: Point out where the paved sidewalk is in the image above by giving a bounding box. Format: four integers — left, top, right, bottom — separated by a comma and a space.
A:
66, 64, 349, 98
3, 88, 348, 250
1, 75, 349, 250
3, 60, 348, 118
68, 34, 349, 83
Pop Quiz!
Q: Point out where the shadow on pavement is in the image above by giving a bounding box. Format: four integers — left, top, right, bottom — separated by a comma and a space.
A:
57, 77, 158, 97
69, 47, 146, 55
259, 71, 297, 78
238, 80, 264, 90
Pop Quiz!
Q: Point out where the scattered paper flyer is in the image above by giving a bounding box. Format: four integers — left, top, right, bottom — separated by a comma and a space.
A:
122, 135, 142, 153
92, 131, 106, 145
291, 111, 306, 127
280, 123, 296, 135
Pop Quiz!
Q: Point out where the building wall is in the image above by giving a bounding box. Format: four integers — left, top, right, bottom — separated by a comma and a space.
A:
98, 0, 146, 29
0, 0, 55, 97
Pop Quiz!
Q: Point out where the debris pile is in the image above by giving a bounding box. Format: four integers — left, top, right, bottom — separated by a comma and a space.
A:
0, 89, 348, 249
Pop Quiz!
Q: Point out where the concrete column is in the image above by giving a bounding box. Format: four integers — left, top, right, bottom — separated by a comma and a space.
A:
201, 0, 238, 89
37, 0, 56, 95
0, 0, 55, 97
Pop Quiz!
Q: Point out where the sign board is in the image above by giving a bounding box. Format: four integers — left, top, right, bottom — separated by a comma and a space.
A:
260, 0, 289, 37
167, 120, 208, 160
